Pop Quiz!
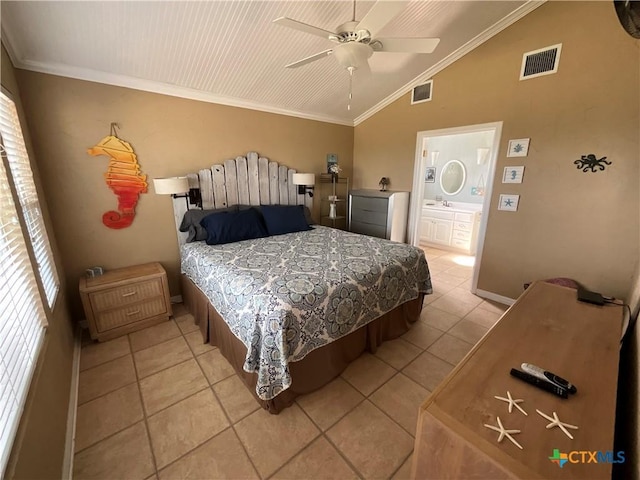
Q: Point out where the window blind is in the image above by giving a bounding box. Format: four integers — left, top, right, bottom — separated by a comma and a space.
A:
0, 141, 47, 475
0, 92, 59, 307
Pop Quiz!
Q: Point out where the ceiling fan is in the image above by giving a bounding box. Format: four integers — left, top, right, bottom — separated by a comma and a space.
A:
273, 0, 440, 110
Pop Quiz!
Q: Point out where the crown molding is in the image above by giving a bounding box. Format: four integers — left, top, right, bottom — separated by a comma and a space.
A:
1, 26, 21, 66
353, 0, 546, 126
8, 57, 354, 127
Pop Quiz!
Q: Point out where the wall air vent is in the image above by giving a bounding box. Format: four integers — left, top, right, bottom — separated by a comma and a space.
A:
411, 80, 433, 105
519, 44, 562, 80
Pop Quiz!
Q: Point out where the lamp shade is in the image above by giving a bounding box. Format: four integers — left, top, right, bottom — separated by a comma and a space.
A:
292, 173, 315, 186
153, 176, 189, 195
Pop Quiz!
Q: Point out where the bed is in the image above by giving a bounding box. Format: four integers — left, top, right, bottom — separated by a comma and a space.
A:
172, 153, 432, 413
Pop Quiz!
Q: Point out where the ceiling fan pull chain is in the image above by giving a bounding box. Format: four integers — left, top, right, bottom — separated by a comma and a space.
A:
347, 67, 354, 111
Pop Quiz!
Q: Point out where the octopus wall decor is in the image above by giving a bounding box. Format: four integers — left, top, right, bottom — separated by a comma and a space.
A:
87, 131, 148, 229
574, 154, 611, 173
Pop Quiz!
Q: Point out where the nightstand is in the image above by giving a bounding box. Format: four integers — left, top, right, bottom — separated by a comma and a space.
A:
79, 262, 172, 342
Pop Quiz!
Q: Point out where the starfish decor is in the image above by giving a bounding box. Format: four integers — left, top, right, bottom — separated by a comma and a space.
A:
494, 391, 528, 416
483, 416, 523, 450
536, 409, 579, 439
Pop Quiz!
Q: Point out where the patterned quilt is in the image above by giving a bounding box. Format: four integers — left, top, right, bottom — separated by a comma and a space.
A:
181, 226, 432, 400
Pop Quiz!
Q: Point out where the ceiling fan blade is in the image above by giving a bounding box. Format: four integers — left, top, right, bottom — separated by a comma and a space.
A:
356, 1, 409, 38
285, 49, 333, 69
273, 17, 335, 39
375, 37, 440, 53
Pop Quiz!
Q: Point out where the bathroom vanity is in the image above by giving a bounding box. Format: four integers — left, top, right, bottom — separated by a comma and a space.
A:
420, 203, 481, 254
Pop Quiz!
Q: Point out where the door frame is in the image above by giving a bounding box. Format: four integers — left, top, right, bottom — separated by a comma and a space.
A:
408, 121, 503, 293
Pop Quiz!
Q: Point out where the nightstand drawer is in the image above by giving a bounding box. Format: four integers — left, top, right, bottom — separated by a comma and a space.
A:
90, 278, 163, 312
95, 297, 168, 333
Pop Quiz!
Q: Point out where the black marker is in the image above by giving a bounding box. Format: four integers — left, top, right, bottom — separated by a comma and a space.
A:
521, 363, 577, 394
510, 368, 568, 399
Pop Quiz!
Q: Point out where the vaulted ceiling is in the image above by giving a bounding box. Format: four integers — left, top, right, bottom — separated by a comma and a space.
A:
1, 1, 542, 125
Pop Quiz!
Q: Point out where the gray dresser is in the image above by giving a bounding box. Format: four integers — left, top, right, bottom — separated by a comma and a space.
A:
348, 189, 410, 242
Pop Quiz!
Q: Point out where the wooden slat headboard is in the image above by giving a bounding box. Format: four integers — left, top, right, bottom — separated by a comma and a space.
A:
171, 152, 312, 245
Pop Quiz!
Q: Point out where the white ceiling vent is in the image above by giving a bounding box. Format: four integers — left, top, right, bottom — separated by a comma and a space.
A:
519, 44, 562, 80
411, 80, 433, 105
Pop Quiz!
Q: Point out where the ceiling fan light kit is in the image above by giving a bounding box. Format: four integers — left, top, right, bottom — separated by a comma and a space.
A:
333, 42, 373, 69
273, 0, 440, 110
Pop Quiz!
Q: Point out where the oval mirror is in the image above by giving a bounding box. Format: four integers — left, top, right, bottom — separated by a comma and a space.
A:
439, 160, 466, 196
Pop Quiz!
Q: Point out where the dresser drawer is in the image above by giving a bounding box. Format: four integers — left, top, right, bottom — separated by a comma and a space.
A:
454, 212, 474, 223
90, 278, 163, 312
351, 195, 388, 213
350, 220, 387, 239
95, 297, 168, 333
423, 209, 455, 221
351, 207, 387, 227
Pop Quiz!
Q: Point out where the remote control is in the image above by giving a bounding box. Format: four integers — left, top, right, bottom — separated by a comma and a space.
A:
521, 363, 577, 394
510, 368, 568, 398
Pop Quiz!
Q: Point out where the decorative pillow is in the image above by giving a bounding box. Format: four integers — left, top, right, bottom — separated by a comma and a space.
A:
179, 206, 238, 243
260, 204, 312, 236
200, 207, 268, 245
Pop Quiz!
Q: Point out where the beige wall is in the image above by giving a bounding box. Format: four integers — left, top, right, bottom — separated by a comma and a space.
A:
354, 1, 639, 300
2, 46, 75, 479
14, 72, 354, 318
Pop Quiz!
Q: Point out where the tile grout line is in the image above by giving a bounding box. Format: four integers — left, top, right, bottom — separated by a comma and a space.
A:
388, 450, 414, 480
142, 373, 237, 472
127, 332, 161, 478
186, 331, 263, 480
74, 316, 253, 475
147, 321, 249, 477
291, 395, 366, 480
365, 374, 423, 442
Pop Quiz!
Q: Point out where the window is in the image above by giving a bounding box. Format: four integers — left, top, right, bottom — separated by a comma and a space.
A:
0, 92, 59, 307
0, 91, 53, 475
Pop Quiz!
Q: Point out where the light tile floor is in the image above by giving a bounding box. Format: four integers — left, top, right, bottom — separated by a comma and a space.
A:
73, 247, 508, 480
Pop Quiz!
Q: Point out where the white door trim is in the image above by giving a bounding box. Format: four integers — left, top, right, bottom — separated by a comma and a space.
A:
408, 121, 503, 293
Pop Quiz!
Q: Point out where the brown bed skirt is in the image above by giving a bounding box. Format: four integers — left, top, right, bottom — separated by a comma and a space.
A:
181, 274, 424, 413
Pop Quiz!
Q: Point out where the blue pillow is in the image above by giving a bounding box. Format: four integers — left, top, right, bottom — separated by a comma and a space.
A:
261, 205, 312, 236
180, 206, 239, 243
200, 208, 267, 245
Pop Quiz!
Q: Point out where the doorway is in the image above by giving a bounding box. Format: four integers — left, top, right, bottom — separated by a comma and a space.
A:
407, 122, 502, 294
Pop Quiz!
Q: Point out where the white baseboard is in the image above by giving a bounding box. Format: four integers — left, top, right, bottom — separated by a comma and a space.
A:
62, 327, 82, 480
475, 289, 516, 306
170, 295, 183, 304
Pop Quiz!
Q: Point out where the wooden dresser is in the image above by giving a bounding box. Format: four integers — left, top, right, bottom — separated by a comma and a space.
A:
348, 189, 410, 242
411, 281, 623, 479
80, 262, 172, 341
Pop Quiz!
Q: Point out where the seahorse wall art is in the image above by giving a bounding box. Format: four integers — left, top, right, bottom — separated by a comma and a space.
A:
87, 133, 148, 229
